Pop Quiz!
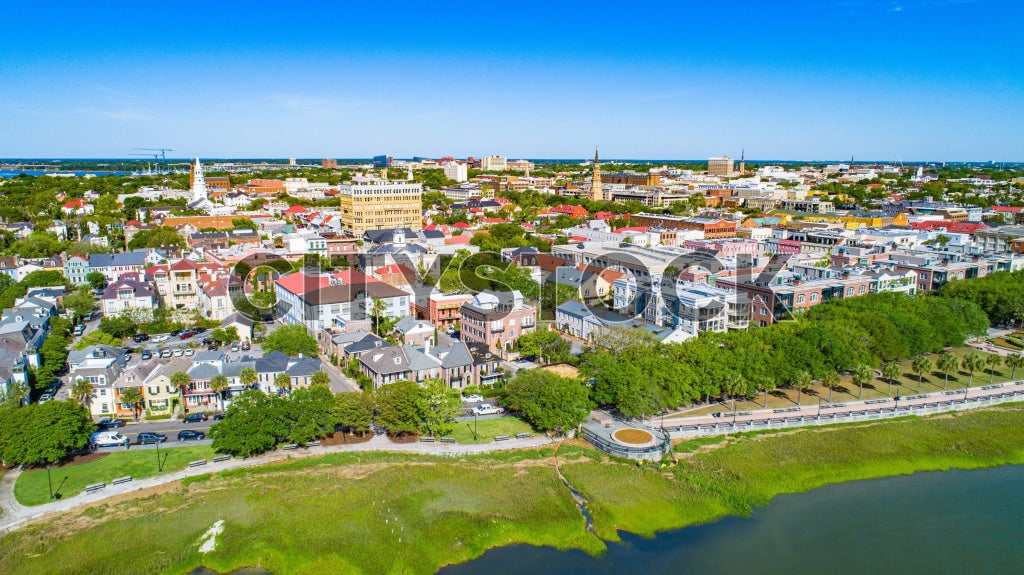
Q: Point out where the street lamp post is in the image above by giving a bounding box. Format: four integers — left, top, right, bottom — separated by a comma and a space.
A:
817, 397, 822, 419
156, 439, 163, 473
473, 412, 478, 442
46, 464, 54, 500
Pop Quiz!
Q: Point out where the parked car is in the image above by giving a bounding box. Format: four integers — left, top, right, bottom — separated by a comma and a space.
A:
151, 334, 170, 343
179, 331, 194, 340
73, 324, 86, 337
471, 403, 503, 416
170, 329, 184, 337
141, 350, 153, 360
96, 418, 126, 430
213, 413, 226, 421
463, 394, 484, 403
91, 431, 129, 447
184, 348, 195, 356
159, 348, 172, 358
136, 432, 167, 445
230, 342, 240, 352
207, 344, 218, 351
173, 348, 184, 357
38, 393, 54, 404
178, 430, 206, 441
83, 311, 94, 322
241, 341, 251, 351
183, 413, 209, 423
132, 333, 150, 343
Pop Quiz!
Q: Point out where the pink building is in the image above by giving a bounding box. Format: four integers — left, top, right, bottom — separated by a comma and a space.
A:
459, 290, 536, 355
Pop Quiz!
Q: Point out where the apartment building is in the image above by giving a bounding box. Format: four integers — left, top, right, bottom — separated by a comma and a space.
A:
338, 177, 423, 235
459, 290, 536, 355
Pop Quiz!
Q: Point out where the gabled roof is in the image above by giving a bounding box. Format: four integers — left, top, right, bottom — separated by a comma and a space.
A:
393, 315, 434, 334
187, 363, 220, 381
285, 355, 322, 377
426, 340, 473, 369
255, 350, 291, 373
275, 272, 331, 295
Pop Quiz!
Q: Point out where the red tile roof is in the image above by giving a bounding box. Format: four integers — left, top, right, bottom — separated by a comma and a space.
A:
275, 272, 331, 295
909, 221, 990, 234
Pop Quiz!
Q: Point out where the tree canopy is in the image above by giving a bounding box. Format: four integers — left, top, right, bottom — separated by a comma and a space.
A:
261, 324, 319, 357
0, 401, 94, 465
502, 369, 592, 432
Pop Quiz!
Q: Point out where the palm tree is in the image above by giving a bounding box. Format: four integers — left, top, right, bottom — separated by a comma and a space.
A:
71, 379, 94, 408
985, 354, 1002, 384
239, 367, 258, 391
911, 356, 933, 393
370, 297, 387, 336
961, 353, 984, 388
210, 374, 228, 413
821, 370, 840, 402
852, 364, 873, 400
170, 371, 191, 415
1006, 353, 1024, 381
757, 380, 776, 408
882, 362, 902, 397
275, 372, 293, 395
119, 386, 143, 422
790, 370, 812, 406
937, 353, 959, 390
311, 371, 329, 387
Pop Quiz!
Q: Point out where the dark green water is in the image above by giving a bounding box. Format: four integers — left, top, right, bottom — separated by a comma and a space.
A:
440, 465, 1024, 575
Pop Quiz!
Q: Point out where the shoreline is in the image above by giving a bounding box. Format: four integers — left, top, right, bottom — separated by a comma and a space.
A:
2, 405, 1023, 574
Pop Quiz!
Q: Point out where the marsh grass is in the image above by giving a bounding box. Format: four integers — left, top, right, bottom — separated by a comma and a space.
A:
2, 406, 1023, 574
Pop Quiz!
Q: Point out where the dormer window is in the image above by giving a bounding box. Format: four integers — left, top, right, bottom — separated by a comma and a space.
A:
394, 357, 402, 365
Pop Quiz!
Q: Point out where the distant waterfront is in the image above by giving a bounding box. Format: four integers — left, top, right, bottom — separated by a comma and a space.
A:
0, 170, 131, 178
441, 464, 1024, 575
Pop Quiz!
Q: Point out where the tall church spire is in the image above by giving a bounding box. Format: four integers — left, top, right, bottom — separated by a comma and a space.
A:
739, 149, 745, 174
190, 156, 207, 202
590, 147, 603, 202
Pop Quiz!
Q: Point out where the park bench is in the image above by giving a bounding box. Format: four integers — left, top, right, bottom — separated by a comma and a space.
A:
188, 459, 207, 468
305, 440, 321, 448
85, 482, 105, 494
420, 437, 435, 443
282, 444, 299, 451
213, 455, 231, 463
494, 435, 510, 442
440, 437, 456, 444
111, 476, 132, 486
515, 432, 531, 439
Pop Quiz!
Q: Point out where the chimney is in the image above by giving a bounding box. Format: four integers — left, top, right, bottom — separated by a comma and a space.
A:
424, 337, 432, 355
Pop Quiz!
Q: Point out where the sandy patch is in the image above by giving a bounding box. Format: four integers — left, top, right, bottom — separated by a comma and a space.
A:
197, 519, 224, 553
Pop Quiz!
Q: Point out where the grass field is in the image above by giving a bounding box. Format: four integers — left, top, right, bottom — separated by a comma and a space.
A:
2, 406, 1024, 574
450, 416, 534, 444
14, 445, 215, 506
673, 346, 1017, 417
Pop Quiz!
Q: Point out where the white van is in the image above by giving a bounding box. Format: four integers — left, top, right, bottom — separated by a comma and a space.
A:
90, 431, 129, 448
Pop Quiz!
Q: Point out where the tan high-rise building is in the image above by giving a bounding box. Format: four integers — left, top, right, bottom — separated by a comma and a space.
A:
590, 148, 604, 202
338, 178, 423, 235
708, 155, 735, 176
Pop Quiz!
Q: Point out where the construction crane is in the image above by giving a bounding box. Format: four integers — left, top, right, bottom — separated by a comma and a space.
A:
133, 148, 174, 172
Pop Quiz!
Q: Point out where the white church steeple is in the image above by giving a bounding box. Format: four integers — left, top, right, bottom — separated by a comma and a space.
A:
191, 156, 207, 202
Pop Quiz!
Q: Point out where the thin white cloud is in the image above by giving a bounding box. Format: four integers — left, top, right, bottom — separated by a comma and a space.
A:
261, 94, 362, 119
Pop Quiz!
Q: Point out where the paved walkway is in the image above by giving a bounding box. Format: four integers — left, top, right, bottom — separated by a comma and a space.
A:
0, 433, 553, 534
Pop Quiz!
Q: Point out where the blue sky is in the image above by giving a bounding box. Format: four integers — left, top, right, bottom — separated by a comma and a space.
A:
0, 0, 1021, 161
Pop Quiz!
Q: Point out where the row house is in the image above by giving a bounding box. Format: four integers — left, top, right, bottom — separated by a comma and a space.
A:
459, 290, 536, 355
276, 271, 409, 332
718, 271, 874, 327
99, 275, 158, 321
88, 252, 151, 283
612, 278, 751, 335
886, 252, 989, 292
63, 254, 90, 285
411, 291, 474, 329
358, 336, 481, 389
70, 345, 129, 414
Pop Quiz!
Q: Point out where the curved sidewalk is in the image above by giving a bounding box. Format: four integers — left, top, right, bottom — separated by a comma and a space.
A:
0, 433, 553, 535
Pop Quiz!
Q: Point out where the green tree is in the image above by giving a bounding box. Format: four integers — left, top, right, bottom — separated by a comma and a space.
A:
851, 364, 873, 400
73, 330, 120, 350
211, 390, 285, 457
882, 362, 903, 397
86, 271, 107, 290
283, 384, 336, 444
985, 353, 1002, 384
911, 356, 933, 393
119, 387, 143, 422
98, 314, 137, 338
171, 371, 191, 394
418, 378, 462, 437
503, 369, 592, 432
62, 287, 96, 321
961, 353, 984, 388
262, 324, 319, 356
71, 379, 94, 408
311, 371, 329, 387
0, 401, 94, 465
239, 367, 258, 390
275, 372, 293, 395
369, 297, 388, 337
210, 374, 229, 413
821, 370, 840, 402
374, 380, 424, 436
516, 328, 571, 364
937, 352, 959, 390
335, 391, 374, 437
3, 381, 29, 408
790, 370, 812, 405
1005, 353, 1024, 381
127, 226, 185, 250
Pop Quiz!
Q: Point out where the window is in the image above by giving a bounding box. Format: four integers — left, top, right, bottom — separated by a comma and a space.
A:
796, 294, 805, 304
847, 287, 854, 296
858, 285, 867, 294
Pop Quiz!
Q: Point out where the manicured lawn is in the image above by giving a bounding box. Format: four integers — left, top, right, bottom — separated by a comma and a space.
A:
451, 416, 534, 444
2, 406, 1023, 574
15, 445, 215, 506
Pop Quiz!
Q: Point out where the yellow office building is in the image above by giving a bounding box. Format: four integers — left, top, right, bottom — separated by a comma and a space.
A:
338, 177, 423, 235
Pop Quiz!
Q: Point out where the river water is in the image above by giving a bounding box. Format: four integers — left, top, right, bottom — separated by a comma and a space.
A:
440, 464, 1024, 575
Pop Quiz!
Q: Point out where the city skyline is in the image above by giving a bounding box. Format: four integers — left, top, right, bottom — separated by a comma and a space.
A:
1, 0, 1022, 161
